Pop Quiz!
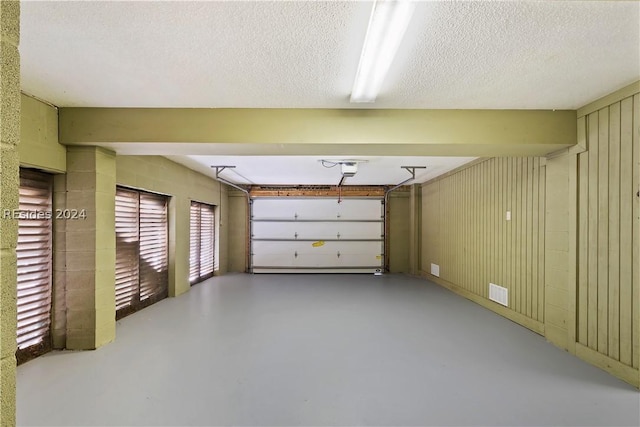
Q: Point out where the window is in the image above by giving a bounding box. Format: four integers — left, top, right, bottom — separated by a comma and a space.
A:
16, 169, 53, 365
115, 187, 168, 319
189, 201, 215, 284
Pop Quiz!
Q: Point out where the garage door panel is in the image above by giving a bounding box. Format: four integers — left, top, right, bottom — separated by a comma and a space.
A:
250, 198, 384, 273
252, 240, 382, 268
252, 221, 382, 240
252, 198, 382, 221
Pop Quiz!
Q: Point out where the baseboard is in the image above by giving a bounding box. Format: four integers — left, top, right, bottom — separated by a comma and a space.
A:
417, 271, 640, 390
419, 272, 545, 336
575, 343, 640, 388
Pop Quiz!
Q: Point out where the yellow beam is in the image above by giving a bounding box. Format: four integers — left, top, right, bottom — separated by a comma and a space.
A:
59, 108, 576, 157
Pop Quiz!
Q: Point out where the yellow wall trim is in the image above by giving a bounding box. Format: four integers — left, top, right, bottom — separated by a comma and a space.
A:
575, 343, 639, 388
577, 80, 640, 118
419, 272, 546, 336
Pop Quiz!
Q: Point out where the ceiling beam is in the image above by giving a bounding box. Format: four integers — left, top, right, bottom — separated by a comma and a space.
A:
58, 108, 576, 157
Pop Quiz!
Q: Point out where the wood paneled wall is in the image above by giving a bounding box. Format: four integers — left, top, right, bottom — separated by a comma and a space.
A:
421, 158, 546, 325
419, 83, 640, 387
577, 93, 640, 370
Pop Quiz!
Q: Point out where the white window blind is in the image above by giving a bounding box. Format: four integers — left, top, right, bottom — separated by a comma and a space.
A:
189, 202, 215, 284
115, 187, 168, 319
16, 169, 52, 364
115, 188, 139, 313
139, 192, 169, 301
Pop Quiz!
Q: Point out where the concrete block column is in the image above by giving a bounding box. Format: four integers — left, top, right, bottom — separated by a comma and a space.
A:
65, 147, 116, 350
409, 184, 422, 275
544, 152, 578, 352
0, 1, 20, 425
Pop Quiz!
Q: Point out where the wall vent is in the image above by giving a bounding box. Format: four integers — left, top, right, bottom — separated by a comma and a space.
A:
430, 263, 440, 277
489, 283, 508, 306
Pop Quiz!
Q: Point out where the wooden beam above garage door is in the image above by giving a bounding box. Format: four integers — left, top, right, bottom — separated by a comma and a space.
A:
58, 108, 576, 157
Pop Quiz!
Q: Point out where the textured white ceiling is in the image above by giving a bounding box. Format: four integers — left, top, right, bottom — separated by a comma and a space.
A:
21, 1, 640, 109
19, 1, 639, 186
167, 155, 477, 186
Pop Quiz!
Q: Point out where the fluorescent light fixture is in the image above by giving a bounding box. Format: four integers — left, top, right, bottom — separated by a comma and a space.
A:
350, 0, 416, 103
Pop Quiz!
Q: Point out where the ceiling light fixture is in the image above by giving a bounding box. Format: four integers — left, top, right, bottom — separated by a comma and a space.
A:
350, 0, 416, 103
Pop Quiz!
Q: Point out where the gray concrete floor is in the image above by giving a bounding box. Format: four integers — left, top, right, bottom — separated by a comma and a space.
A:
17, 274, 640, 426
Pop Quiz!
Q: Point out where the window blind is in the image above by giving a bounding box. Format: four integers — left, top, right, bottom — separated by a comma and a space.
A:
139, 192, 168, 302
16, 169, 52, 365
115, 188, 139, 313
115, 187, 168, 319
189, 202, 215, 284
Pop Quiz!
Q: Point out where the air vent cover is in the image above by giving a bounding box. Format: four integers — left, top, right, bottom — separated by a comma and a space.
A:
489, 283, 508, 307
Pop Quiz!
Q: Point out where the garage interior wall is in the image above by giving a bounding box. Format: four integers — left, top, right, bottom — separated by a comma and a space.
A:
0, 3, 20, 425
116, 155, 229, 290
227, 189, 248, 273
419, 83, 640, 387
388, 191, 410, 274
16, 94, 231, 352
421, 157, 547, 332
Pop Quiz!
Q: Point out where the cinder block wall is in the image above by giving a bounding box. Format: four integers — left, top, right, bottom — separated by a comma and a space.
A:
0, 1, 20, 425
64, 146, 117, 350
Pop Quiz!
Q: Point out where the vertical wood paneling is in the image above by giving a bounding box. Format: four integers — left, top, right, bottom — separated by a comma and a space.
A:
421, 157, 545, 322
464, 169, 470, 290
633, 94, 640, 370
597, 107, 610, 354
526, 158, 533, 318
618, 96, 633, 367
476, 166, 480, 292
577, 94, 639, 369
510, 160, 516, 309
608, 103, 621, 361
515, 158, 522, 313
532, 158, 539, 320
492, 159, 498, 298
578, 151, 589, 345
498, 158, 507, 300
587, 112, 599, 350
538, 164, 546, 322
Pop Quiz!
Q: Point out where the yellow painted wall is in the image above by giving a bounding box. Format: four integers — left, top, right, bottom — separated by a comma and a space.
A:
421, 157, 547, 333
574, 89, 640, 382
420, 82, 640, 387
388, 192, 410, 273
19, 93, 68, 349
0, 1, 20, 425
19, 94, 65, 173
227, 190, 248, 273
116, 155, 229, 296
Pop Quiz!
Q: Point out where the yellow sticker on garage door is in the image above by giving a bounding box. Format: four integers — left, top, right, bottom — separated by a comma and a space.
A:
376, 255, 382, 260
312, 241, 325, 247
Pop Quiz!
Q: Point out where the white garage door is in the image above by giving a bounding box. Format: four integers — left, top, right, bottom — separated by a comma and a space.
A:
251, 198, 384, 273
